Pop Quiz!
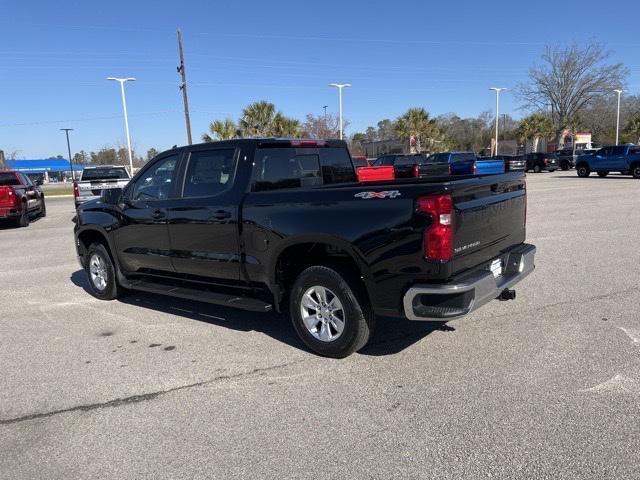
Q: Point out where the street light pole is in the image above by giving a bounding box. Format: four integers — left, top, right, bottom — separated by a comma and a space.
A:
329, 83, 351, 140
323, 105, 328, 122
614, 89, 623, 145
107, 77, 136, 175
489, 87, 506, 156
60, 128, 74, 180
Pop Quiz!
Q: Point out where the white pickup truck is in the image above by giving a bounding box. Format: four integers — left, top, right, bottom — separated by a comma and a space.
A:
74, 166, 131, 207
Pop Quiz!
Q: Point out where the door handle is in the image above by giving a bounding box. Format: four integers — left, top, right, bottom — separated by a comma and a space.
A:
212, 210, 231, 220
151, 209, 165, 219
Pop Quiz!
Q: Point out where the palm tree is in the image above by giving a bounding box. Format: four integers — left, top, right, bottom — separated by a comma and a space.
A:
202, 119, 238, 142
516, 113, 553, 152
272, 112, 301, 137
624, 113, 640, 144
394, 107, 440, 153
239, 101, 277, 137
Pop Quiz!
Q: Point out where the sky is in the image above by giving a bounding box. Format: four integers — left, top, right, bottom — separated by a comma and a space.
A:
1, 0, 639, 159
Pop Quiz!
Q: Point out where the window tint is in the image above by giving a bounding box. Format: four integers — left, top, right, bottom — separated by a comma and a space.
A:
0, 173, 20, 186
378, 156, 395, 166
22, 174, 34, 186
598, 147, 611, 156
253, 148, 322, 191
319, 148, 357, 183
183, 149, 236, 198
81, 167, 129, 181
629, 146, 640, 154
131, 155, 178, 201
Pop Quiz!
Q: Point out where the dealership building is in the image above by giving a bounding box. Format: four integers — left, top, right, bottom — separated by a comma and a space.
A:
4, 158, 84, 182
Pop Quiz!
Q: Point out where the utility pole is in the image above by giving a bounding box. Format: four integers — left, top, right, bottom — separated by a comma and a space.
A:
60, 128, 75, 180
489, 87, 506, 156
614, 89, 623, 145
177, 29, 193, 145
323, 105, 328, 122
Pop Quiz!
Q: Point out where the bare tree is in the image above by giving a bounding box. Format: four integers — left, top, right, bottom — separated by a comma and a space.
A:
516, 43, 628, 145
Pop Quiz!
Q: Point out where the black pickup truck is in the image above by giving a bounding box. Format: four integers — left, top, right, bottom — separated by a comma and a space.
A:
73, 139, 536, 357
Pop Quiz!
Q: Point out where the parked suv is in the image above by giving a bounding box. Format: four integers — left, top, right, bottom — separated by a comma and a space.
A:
525, 152, 558, 173
575, 145, 640, 178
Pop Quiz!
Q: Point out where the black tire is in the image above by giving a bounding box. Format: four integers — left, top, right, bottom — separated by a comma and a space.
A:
561, 162, 569, 171
85, 242, 121, 300
289, 265, 374, 358
597, 171, 609, 178
577, 165, 590, 177
548, 169, 556, 173
632, 165, 640, 179
39, 197, 47, 218
15, 202, 30, 227
533, 164, 541, 173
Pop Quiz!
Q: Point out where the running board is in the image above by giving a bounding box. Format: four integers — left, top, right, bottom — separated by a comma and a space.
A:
122, 279, 273, 312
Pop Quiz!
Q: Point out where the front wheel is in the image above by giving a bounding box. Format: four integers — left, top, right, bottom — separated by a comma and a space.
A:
533, 164, 541, 173
85, 242, 121, 300
561, 162, 569, 171
289, 265, 374, 358
577, 165, 590, 177
632, 165, 640, 179
597, 171, 609, 178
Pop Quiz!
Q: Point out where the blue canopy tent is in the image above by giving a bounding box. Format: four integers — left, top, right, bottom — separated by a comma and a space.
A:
6, 159, 85, 174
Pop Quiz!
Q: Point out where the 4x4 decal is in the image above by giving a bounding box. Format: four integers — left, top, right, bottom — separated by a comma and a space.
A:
354, 190, 402, 199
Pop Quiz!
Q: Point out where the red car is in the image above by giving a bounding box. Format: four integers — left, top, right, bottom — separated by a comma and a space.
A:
0, 171, 46, 227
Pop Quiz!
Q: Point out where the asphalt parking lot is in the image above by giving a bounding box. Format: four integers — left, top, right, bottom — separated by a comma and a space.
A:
1, 170, 639, 479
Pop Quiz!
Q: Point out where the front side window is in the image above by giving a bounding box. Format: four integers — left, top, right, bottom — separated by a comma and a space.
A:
131, 155, 178, 201
253, 148, 322, 191
183, 149, 236, 198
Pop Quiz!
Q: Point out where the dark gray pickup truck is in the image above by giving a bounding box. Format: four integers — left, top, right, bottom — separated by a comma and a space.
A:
74, 139, 536, 357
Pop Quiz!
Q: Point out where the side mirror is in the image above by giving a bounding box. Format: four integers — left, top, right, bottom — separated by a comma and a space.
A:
101, 187, 123, 205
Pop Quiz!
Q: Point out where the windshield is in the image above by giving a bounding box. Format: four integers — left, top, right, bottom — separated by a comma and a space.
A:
0, 172, 20, 186
81, 167, 129, 181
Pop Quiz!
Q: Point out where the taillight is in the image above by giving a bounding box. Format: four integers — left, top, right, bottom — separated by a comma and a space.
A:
412, 164, 420, 177
417, 193, 454, 262
73, 181, 79, 198
0, 187, 18, 208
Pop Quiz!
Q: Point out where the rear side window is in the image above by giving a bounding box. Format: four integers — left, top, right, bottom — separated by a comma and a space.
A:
610, 146, 626, 155
81, 167, 129, 181
629, 146, 640, 154
253, 148, 322, 191
183, 149, 236, 198
0, 173, 20, 186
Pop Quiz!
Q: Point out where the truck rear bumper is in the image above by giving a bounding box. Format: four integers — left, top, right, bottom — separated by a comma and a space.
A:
403, 243, 536, 321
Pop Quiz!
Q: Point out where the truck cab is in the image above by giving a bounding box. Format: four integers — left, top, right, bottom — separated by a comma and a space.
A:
576, 145, 640, 178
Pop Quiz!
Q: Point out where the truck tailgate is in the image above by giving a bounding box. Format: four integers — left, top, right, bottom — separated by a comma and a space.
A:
451, 175, 526, 275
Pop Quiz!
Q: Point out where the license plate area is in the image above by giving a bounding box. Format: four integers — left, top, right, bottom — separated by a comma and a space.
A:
489, 258, 503, 278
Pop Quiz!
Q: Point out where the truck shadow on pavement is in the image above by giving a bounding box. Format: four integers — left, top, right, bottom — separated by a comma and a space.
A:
70, 270, 450, 357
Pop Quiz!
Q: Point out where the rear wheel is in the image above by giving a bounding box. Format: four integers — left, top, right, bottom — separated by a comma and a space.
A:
577, 165, 590, 177
561, 162, 570, 171
533, 164, 541, 173
632, 165, 640, 179
85, 242, 121, 300
39, 198, 47, 218
15, 202, 29, 227
289, 265, 374, 358
597, 171, 609, 178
